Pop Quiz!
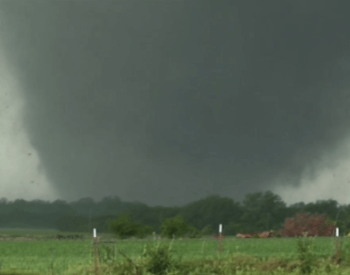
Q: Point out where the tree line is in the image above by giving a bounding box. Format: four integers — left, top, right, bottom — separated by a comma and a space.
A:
0, 191, 349, 236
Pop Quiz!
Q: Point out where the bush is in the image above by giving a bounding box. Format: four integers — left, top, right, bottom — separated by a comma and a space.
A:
282, 212, 335, 237
297, 237, 316, 274
108, 212, 154, 239
142, 241, 180, 275
160, 215, 191, 239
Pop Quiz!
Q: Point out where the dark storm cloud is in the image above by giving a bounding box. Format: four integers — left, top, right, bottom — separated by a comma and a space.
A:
1, 0, 350, 206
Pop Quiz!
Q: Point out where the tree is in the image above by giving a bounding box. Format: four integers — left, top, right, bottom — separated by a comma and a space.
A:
54, 214, 88, 232
179, 195, 243, 231
303, 200, 338, 221
240, 191, 288, 232
160, 215, 190, 238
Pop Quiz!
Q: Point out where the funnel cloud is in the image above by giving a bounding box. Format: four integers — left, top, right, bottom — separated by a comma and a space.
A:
0, 1, 350, 206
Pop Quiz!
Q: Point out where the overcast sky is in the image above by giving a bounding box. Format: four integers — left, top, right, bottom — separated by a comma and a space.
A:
0, 0, 350, 207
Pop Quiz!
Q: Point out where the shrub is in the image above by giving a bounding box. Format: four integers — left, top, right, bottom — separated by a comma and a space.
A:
108, 212, 154, 239
160, 215, 190, 239
282, 212, 335, 237
297, 236, 316, 274
142, 241, 179, 275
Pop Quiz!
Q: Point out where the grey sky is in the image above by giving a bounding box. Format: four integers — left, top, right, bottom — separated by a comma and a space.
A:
0, 0, 350, 207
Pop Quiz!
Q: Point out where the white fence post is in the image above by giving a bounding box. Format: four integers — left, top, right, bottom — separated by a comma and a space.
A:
93, 228, 99, 275
218, 224, 223, 254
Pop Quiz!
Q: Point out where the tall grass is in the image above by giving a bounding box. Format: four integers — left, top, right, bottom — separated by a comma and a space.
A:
89, 235, 350, 275
1, 232, 350, 274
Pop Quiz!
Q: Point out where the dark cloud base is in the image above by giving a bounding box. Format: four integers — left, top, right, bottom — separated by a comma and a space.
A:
0, 1, 350, 206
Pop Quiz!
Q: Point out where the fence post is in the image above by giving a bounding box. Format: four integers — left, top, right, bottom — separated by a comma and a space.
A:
93, 228, 100, 275
218, 224, 223, 254
334, 227, 342, 265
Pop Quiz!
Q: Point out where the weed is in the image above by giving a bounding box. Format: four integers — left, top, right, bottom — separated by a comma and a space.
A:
139, 241, 176, 275
98, 243, 118, 265
297, 236, 315, 274
331, 236, 343, 265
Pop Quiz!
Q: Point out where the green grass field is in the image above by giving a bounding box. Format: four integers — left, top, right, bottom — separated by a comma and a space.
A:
0, 229, 350, 274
